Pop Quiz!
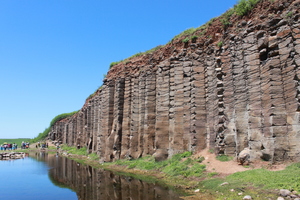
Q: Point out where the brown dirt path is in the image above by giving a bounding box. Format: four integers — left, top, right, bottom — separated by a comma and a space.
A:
194, 148, 287, 176
196, 148, 249, 175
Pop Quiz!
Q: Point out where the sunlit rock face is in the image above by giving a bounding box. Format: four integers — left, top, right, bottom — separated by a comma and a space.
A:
49, 0, 300, 163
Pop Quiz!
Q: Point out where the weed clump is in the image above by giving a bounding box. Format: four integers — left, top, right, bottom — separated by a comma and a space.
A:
216, 154, 232, 162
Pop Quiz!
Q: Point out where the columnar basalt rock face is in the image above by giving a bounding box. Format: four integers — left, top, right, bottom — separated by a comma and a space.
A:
49, 0, 300, 163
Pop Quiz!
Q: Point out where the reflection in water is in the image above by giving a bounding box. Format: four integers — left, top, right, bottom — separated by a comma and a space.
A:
30, 152, 183, 200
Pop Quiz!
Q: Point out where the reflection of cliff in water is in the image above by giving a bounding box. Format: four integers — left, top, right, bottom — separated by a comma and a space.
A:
30, 152, 182, 200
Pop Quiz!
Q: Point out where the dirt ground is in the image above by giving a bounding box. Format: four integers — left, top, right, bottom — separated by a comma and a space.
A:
194, 148, 287, 176
29, 140, 56, 149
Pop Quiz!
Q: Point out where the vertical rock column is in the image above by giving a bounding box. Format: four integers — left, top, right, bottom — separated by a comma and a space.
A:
129, 75, 140, 159
93, 96, 100, 153
172, 60, 185, 154
138, 73, 146, 157
214, 56, 227, 154
76, 111, 84, 148
245, 31, 263, 160
120, 77, 132, 159
183, 61, 192, 151
155, 62, 170, 160
142, 70, 156, 156
233, 35, 250, 153
287, 19, 300, 160
191, 59, 207, 152
96, 95, 102, 155
205, 53, 218, 151
105, 78, 125, 161
87, 100, 94, 152
98, 81, 115, 162
221, 47, 236, 156
273, 24, 294, 161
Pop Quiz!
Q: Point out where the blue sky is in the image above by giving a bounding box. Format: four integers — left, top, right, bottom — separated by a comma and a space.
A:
0, 0, 237, 139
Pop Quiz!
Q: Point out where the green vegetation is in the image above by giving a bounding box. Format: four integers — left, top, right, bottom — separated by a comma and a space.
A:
50, 111, 78, 127
220, 8, 234, 28
88, 152, 99, 160
234, 0, 260, 16
109, 45, 164, 69
286, 11, 293, 19
182, 38, 190, 43
61, 145, 89, 156
86, 86, 103, 100
30, 127, 51, 144
201, 162, 300, 199
217, 41, 223, 48
228, 163, 300, 191
106, 151, 206, 178
31, 111, 78, 143
172, 28, 197, 42
0, 138, 30, 146
216, 154, 232, 162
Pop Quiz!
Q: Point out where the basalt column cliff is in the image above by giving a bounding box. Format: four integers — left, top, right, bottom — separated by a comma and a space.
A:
49, 0, 300, 163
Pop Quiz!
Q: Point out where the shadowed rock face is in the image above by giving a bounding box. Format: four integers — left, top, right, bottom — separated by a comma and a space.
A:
49, 0, 300, 163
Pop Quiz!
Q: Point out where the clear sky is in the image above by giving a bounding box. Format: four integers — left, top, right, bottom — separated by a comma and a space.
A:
0, 0, 238, 139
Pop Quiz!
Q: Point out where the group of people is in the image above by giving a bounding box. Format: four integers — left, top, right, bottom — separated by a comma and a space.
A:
0, 143, 18, 150
21, 141, 30, 149
36, 141, 48, 149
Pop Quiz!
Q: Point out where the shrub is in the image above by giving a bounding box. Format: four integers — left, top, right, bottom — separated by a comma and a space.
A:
234, 0, 260, 16
220, 8, 234, 28
191, 35, 198, 42
216, 154, 232, 162
182, 37, 190, 43
50, 111, 78, 127
110, 61, 122, 69
217, 41, 223, 48
286, 11, 293, 19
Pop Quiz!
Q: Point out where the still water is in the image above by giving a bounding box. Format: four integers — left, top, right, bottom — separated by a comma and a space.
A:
0, 152, 183, 200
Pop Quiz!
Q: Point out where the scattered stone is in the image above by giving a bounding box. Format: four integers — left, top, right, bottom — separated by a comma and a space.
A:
243, 195, 252, 200
277, 197, 285, 200
220, 182, 229, 186
280, 189, 291, 197
194, 189, 200, 193
0, 152, 26, 160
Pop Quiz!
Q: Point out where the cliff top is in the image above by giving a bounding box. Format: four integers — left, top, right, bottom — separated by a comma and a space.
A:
105, 0, 299, 80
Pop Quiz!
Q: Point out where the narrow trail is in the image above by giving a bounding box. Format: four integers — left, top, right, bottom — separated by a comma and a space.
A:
194, 148, 287, 176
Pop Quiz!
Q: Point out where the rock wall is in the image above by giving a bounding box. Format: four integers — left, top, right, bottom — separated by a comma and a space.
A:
49, 0, 300, 163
